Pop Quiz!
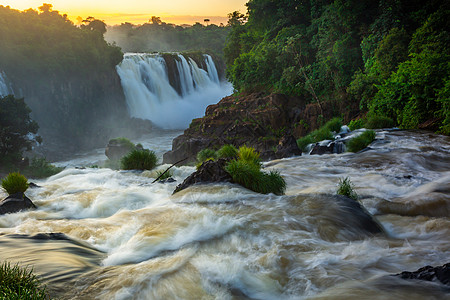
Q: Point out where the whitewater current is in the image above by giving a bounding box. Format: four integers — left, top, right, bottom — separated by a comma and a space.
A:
0, 129, 449, 299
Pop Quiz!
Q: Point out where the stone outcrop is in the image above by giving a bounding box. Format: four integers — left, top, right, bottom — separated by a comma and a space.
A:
173, 158, 233, 193
163, 92, 359, 165
395, 263, 450, 286
0, 192, 36, 215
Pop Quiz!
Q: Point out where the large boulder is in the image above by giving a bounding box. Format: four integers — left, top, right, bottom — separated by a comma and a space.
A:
395, 263, 450, 286
275, 135, 302, 158
0, 192, 36, 215
173, 158, 233, 193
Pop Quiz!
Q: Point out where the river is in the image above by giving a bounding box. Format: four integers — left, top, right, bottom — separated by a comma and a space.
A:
0, 129, 449, 299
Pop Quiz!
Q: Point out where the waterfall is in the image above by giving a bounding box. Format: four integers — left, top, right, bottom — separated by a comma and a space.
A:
116, 53, 232, 129
0, 71, 13, 97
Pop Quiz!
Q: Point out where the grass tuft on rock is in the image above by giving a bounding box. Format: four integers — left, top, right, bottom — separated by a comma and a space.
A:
197, 148, 217, 163
1, 172, 28, 195
347, 130, 376, 152
324, 117, 343, 133
238, 146, 261, 167
225, 153, 286, 196
337, 177, 358, 201
156, 169, 173, 180
121, 149, 157, 171
217, 144, 238, 159
0, 262, 48, 299
296, 135, 315, 152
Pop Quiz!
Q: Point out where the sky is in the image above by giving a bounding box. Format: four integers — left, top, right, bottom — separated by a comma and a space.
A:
1, 0, 248, 25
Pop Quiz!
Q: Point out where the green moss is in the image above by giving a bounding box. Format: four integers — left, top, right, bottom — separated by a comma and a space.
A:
337, 177, 358, 201
347, 130, 376, 152
121, 149, 157, 170
0, 262, 49, 299
1, 172, 28, 195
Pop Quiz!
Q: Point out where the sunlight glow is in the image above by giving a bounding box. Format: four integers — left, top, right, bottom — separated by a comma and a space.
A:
1, 0, 248, 25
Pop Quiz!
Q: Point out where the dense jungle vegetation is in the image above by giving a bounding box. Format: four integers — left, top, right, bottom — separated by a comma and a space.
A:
0, 4, 127, 155
224, 0, 449, 134
105, 18, 230, 57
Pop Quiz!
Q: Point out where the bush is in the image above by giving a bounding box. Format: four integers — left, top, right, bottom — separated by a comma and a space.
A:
310, 126, 334, 141
1, 172, 28, 195
217, 144, 238, 159
365, 115, 394, 129
121, 149, 157, 170
225, 159, 286, 195
337, 177, 358, 201
197, 148, 217, 163
348, 118, 366, 131
109, 137, 136, 150
324, 117, 343, 133
238, 146, 261, 167
347, 130, 376, 152
297, 135, 315, 152
25, 157, 63, 179
0, 262, 48, 299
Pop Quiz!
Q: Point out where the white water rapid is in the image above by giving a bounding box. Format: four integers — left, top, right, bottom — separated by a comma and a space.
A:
0, 71, 13, 96
0, 130, 449, 299
116, 53, 232, 129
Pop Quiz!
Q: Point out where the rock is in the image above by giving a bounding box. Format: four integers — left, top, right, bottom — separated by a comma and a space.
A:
310, 140, 346, 155
173, 158, 233, 193
105, 139, 137, 161
395, 263, 450, 286
159, 177, 176, 184
0, 192, 36, 215
275, 135, 302, 158
28, 182, 41, 188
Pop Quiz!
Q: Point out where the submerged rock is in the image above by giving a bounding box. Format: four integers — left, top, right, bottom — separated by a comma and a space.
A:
0, 192, 36, 215
173, 158, 232, 193
395, 263, 450, 286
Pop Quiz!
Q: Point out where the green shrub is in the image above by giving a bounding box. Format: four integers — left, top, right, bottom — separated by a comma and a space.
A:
297, 135, 315, 152
337, 177, 358, 201
121, 149, 157, 170
1, 172, 28, 195
225, 160, 286, 195
25, 157, 63, 179
156, 169, 173, 180
238, 146, 261, 167
197, 148, 217, 163
217, 144, 238, 159
0, 262, 48, 299
324, 117, 343, 133
347, 130, 376, 152
348, 118, 366, 131
365, 115, 394, 129
310, 126, 334, 141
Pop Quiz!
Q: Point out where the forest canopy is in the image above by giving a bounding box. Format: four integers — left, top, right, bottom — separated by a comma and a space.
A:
224, 0, 449, 134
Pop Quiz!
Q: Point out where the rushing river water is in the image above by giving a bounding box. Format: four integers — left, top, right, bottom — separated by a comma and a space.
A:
0, 129, 449, 299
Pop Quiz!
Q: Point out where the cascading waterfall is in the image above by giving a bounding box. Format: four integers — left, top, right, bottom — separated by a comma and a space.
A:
116, 53, 232, 129
0, 71, 13, 97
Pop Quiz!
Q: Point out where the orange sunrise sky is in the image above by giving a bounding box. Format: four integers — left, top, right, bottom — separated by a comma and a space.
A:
0, 0, 248, 25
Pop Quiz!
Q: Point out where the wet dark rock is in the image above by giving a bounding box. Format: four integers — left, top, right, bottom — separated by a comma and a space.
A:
173, 158, 232, 194
395, 263, 450, 286
310, 140, 346, 155
0, 192, 36, 215
159, 178, 176, 184
334, 195, 383, 235
28, 182, 41, 188
275, 135, 302, 158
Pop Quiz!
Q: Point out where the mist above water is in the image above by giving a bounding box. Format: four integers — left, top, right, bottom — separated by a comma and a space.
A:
0, 71, 13, 96
116, 53, 232, 129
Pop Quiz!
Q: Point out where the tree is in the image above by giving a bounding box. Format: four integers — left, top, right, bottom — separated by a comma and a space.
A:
204, 18, 210, 26
82, 16, 107, 35
0, 95, 41, 164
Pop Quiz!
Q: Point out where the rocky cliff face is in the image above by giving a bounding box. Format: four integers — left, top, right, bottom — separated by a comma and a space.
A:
163, 93, 359, 164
